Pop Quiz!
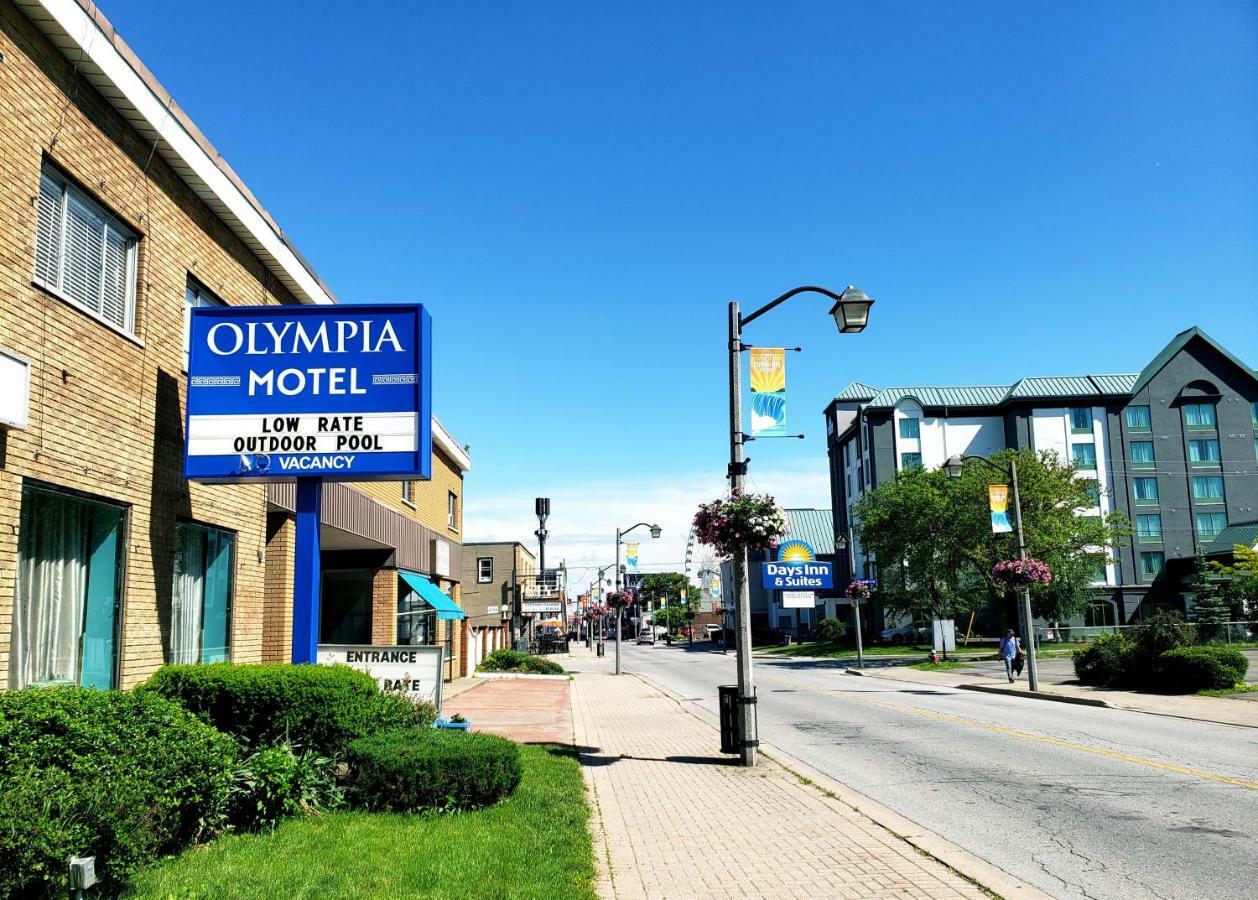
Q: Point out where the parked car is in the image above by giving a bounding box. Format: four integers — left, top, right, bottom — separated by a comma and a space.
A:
704, 624, 723, 641
636, 627, 655, 645
880, 621, 930, 645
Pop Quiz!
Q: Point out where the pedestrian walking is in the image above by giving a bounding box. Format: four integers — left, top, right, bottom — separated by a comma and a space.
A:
999, 629, 1021, 682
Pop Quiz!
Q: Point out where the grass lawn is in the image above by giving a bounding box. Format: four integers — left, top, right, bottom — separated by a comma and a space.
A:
1197, 683, 1258, 698
908, 660, 970, 671
758, 641, 991, 660
127, 744, 595, 900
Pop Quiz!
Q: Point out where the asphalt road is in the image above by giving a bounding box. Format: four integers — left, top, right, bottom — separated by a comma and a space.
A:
621, 641, 1258, 900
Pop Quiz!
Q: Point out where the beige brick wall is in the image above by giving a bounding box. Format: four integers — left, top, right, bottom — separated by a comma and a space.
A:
352, 444, 464, 544
262, 515, 295, 663
0, 1, 296, 687
371, 567, 396, 646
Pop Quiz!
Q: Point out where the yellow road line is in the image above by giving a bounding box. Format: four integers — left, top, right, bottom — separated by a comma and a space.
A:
764, 671, 1258, 791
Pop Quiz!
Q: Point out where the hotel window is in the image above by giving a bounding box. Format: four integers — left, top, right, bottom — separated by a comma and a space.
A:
1139, 551, 1165, 579
1072, 443, 1097, 469
1195, 512, 1226, 539
1133, 477, 1158, 505
1136, 514, 1162, 542
397, 577, 437, 645
183, 279, 225, 369
448, 491, 458, 530
10, 486, 125, 690
1252, 402, 1258, 429
1192, 475, 1224, 503
1188, 439, 1220, 466
898, 418, 920, 439
1125, 406, 1151, 431
1130, 441, 1155, 468
1090, 561, 1107, 583
1069, 408, 1092, 433
34, 163, 138, 334
900, 452, 922, 470
1183, 403, 1216, 430
171, 522, 234, 664
1083, 485, 1101, 508
477, 557, 493, 583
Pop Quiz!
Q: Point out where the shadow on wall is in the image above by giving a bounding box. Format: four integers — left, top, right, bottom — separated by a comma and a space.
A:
149, 369, 193, 662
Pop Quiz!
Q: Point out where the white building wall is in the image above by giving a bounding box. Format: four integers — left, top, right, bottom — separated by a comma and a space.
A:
926, 416, 1005, 469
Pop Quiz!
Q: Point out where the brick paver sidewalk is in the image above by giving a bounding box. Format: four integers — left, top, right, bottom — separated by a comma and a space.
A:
443, 678, 573, 744
568, 652, 986, 900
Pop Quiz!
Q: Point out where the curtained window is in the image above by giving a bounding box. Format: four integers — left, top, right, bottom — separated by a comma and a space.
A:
171, 522, 234, 664
10, 486, 123, 690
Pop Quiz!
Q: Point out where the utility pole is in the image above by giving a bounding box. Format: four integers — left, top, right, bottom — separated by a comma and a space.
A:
728, 300, 757, 766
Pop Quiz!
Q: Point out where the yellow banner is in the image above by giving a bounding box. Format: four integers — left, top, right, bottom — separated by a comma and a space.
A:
989, 484, 1013, 534
749, 347, 786, 393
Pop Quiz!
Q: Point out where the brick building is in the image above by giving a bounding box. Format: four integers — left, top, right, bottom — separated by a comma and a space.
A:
0, 0, 469, 691
460, 541, 536, 674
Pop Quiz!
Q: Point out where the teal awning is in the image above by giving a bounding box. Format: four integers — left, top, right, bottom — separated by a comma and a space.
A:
399, 571, 466, 620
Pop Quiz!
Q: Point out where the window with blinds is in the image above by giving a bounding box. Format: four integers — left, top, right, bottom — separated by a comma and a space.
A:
34, 164, 138, 333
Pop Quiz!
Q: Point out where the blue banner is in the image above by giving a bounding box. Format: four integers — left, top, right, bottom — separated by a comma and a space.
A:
184, 304, 431, 482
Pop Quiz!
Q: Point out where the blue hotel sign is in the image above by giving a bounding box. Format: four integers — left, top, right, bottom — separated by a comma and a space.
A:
184, 304, 431, 482
761, 539, 833, 590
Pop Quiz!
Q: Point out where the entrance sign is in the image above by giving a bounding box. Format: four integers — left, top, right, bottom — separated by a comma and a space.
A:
318, 644, 445, 709
781, 590, 814, 609
762, 539, 833, 590
185, 304, 431, 482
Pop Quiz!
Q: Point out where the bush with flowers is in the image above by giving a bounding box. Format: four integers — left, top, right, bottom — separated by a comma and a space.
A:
605, 591, 633, 609
692, 493, 788, 558
845, 581, 871, 601
990, 558, 1052, 589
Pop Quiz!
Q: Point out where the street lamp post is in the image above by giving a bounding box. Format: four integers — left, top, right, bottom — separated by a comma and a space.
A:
944, 453, 1039, 691
728, 285, 874, 766
614, 522, 661, 675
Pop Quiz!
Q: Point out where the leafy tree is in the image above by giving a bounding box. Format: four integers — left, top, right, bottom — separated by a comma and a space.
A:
1209, 544, 1258, 622
948, 449, 1130, 623
652, 604, 690, 634
637, 572, 696, 610
852, 466, 972, 656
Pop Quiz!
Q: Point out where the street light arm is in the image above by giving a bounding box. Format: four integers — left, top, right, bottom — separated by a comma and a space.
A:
958, 453, 1012, 479
738, 285, 843, 330
618, 521, 658, 536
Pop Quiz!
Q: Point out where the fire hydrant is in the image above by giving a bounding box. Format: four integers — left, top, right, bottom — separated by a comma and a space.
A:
930, 650, 939, 665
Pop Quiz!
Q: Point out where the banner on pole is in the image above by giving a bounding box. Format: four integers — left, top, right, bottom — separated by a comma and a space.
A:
988, 484, 1013, 534
626, 542, 639, 572
749, 347, 787, 436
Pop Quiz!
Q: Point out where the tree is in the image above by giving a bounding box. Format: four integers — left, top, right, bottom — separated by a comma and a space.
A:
1188, 549, 1230, 642
852, 466, 972, 656
1209, 544, 1258, 622
637, 572, 696, 610
652, 604, 690, 634
949, 449, 1130, 623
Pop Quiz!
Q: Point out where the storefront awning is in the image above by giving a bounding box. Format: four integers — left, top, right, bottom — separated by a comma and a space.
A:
399, 571, 466, 620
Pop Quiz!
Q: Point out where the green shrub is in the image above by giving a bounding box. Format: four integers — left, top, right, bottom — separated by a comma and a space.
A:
229, 741, 342, 832
0, 687, 236, 896
345, 727, 523, 812
816, 618, 848, 643
1153, 646, 1249, 693
140, 663, 435, 756
478, 649, 564, 675
1126, 611, 1197, 672
1072, 633, 1133, 686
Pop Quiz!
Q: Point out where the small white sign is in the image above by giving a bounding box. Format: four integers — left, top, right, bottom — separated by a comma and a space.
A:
932, 619, 957, 653
781, 590, 815, 609
522, 600, 563, 613
0, 349, 30, 430
317, 644, 444, 709
486, 605, 500, 614
433, 540, 451, 577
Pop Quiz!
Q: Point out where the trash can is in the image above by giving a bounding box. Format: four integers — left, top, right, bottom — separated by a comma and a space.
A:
596, 641, 605, 658
718, 684, 740, 754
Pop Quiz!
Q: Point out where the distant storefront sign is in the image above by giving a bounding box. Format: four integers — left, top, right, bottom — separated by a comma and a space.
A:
781, 590, 815, 609
317, 644, 444, 708
762, 539, 833, 590
184, 304, 431, 482
523, 600, 563, 614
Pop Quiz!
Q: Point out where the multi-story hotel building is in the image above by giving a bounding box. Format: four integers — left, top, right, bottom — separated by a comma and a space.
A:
0, 0, 470, 691
826, 327, 1258, 627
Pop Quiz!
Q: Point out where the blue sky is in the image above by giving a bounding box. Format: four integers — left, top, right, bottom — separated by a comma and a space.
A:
107, 1, 1257, 585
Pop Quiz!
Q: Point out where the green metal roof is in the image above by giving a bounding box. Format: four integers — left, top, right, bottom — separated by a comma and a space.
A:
783, 508, 835, 555
866, 385, 1010, 409
1006, 374, 1139, 399
834, 381, 879, 401
1131, 327, 1258, 397
1205, 521, 1258, 558
1089, 374, 1139, 394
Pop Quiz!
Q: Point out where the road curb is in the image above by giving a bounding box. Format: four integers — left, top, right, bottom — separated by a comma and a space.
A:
958, 682, 1111, 707
629, 670, 1053, 900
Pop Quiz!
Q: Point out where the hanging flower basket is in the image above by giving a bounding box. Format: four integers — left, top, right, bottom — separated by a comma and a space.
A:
845, 581, 871, 601
606, 591, 633, 609
692, 493, 788, 558
990, 559, 1052, 588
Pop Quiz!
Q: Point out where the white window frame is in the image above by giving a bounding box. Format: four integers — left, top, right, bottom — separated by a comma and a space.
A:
448, 491, 458, 530
400, 480, 414, 506
477, 557, 493, 583
34, 163, 139, 337
183, 278, 225, 370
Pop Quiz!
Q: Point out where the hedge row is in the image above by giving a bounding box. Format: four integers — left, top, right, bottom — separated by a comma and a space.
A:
139, 663, 436, 755
477, 649, 565, 675
1073, 614, 1249, 693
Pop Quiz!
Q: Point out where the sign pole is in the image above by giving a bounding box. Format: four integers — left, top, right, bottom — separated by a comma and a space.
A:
292, 478, 323, 664
853, 598, 864, 669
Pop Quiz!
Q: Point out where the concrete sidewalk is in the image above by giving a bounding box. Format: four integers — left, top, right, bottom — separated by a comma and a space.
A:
864, 664, 1258, 728
567, 649, 998, 900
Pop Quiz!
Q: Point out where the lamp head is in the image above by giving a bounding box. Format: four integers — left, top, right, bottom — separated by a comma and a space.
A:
944, 455, 965, 479
829, 285, 874, 334
834, 533, 849, 551
649, 525, 662, 539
